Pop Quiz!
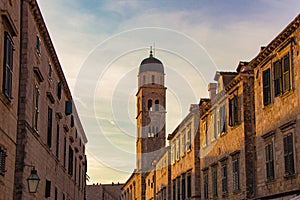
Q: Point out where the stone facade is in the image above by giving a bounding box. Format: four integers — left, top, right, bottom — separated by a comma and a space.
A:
122, 13, 300, 200
250, 14, 300, 199
168, 105, 201, 200
0, 1, 20, 200
86, 183, 123, 200
199, 68, 255, 200
0, 1, 88, 200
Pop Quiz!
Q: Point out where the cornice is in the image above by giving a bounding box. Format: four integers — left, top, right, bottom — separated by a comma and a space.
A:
27, 0, 72, 100
249, 14, 300, 69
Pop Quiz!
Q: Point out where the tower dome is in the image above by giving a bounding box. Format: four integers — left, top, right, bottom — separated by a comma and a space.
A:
139, 50, 164, 73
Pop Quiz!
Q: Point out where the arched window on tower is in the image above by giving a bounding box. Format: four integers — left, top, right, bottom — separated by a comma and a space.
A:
152, 75, 155, 84
143, 75, 146, 85
148, 99, 153, 111
155, 100, 159, 111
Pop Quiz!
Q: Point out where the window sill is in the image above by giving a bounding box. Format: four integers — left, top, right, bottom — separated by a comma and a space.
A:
233, 189, 241, 194
284, 173, 296, 179
266, 178, 275, 183
222, 192, 229, 198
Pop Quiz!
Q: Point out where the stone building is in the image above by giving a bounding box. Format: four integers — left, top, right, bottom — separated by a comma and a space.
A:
13, 1, 88, 199
122, 50, 167, 200
0, 1, 20, 199
168, 104, 201, 200
153, 147, 171, 200
86, 183, 123, 200
144, 147, 171, 200
250, 14, 300, 199
199, 65, 255, 200
0, 0, 88, 199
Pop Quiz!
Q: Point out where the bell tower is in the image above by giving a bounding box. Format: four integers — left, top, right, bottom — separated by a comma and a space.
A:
136, 49, 166, 173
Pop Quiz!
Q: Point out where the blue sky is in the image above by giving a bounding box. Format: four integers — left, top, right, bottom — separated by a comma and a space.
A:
37, 0, 300, 184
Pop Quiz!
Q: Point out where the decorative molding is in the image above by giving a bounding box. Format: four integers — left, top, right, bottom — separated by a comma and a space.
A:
249, 14, 300, 69
46, 92, 55, 104
33, 67, 44, 82
261, 130, 276, 139
279, 120, 296, 131
1, 10, 18, 36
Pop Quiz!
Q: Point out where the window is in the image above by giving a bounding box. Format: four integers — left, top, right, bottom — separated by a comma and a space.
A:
203, 172, 208, 200
162, 187, 166, 200
45, 179, 51, 198
155, 100, 159, 111
177, 177, 180, 200
186, 127, 191, 151
148, 99, 153, 111
219, 105, 226, 134
65, 101, 72, 115
176, 138, 180, 160
233, 157, 240, 190
282, 54, 290, 93
171, 143, 176, 164
47, 107, 53, 147
63, 137, 66, 168
284, 133, 295, 175
221, 164, 228, 194
203, 120, 208, 146
36, 35, 41, 55
274, 60, 281, 97
57, 82, 62, 100
143, 75, 145, 85
56, 124, 59, 158
0, 147, 7, 176
68, 146, 73, 175
273, 54, 291, 96
229, 95, 239, 127
212, 167, 218, 197
187, 173, 192, 198
48, 63, 52, 79
263, 69, 271, 106
152, 75, 155, 84
71, 115, 74, 127
3, 32, 13, 99
213, 112, 217, 139
33, 85, 39, 131
181, 132, 186, 156
181, 174, 186, 200
54, 187, 57, 200
265, 142, 274, 181
172, 180, 176, 200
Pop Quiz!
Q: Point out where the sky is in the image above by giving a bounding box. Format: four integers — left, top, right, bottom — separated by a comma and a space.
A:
36, 0, 300, 184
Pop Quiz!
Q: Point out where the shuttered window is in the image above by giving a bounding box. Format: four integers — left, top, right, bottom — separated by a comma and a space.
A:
284, 133, 295, 175
221, 164, 228, 194
45, 179, 51, 198
282, 54, 290, 93
3, 32, 13, 99
265, 142, 274, 181
263, 69, 271, 106
229, 95, 239, 127
47, 107, 53, 147
233, 157, 240, 190
0, 147, 7, 176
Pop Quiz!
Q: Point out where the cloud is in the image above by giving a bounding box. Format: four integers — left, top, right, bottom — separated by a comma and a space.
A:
37, 0, 300, 183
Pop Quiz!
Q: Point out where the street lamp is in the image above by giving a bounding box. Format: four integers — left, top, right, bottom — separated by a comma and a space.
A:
26, 167, 40, 193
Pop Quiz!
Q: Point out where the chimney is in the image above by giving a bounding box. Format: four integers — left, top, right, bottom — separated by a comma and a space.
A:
189, 104, 199, 112
208, 83, 217, 99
